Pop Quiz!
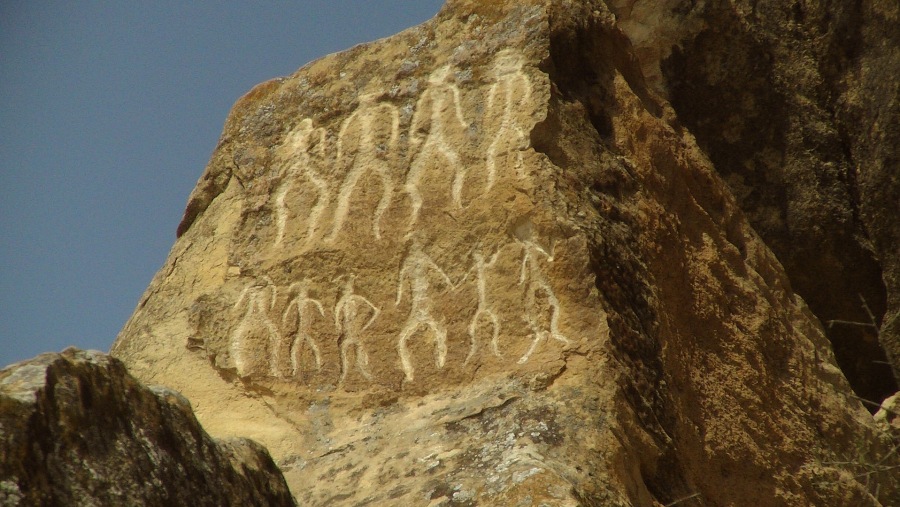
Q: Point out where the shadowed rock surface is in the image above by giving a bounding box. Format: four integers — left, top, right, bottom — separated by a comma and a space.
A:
613, 0, 900, 402
108, 0, 899, 505
0, 348, 295, 507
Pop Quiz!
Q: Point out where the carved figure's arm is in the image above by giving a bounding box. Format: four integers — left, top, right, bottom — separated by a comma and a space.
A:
396, 263, 410, 305
519, 250, 529, 285
452, 86, 467, 129
334, 298, 346, 333
234, 285, 251, 310
409, 91, 432, 150
362, 298, 380, 331
282, 299, 298, 327
310, 298, 325, 318
336, 110, 360, 169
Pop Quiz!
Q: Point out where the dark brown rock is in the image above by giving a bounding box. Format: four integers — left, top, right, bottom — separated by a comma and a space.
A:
643, 0, 900, 403
0, 348, 295, 507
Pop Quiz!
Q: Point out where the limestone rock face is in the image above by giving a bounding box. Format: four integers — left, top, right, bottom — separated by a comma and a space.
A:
0, 348, 295, 507
113, 0, 899, 505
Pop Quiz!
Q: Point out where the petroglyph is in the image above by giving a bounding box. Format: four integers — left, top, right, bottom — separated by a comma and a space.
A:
460, 248, 502, 363
404, 65, 469, 228
517, 239, 569, 364
282, 280, 325, 376
334, 275, 380, 384
231, 277, 282, 377
273, 118, 329, 246
328, 93, 400, 242
486, 50, 533, 188
395, 240, 454, 381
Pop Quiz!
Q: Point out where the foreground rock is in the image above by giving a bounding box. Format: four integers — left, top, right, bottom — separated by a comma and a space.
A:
113, 0, 900, 505
0, 348, 295, 507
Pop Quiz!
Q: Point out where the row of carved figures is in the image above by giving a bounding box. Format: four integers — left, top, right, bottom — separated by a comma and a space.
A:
270, 49, 535, 245
229, 238, 569, 383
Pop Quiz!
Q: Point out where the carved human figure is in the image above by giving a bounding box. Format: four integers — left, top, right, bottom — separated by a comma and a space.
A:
273, 118, 329, 246
282, 280, 325, 377
517, 240, 569, 364
486, 50, 533, 189
334, 275, 380, 384
395, 240, 454, 381
459, 248, 502, 363
231, 277, 282, 377
404, 65, 469, 228
327, 92, 399, 242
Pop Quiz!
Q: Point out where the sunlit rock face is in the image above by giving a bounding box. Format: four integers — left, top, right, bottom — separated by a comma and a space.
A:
112, 1, 900, 505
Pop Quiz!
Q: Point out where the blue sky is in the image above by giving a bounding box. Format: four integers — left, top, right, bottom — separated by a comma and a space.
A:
0, 1, 444, 367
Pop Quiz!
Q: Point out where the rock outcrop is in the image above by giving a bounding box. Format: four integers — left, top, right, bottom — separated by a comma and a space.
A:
609, 0, 900, 404
0, 348, 295, 507
112, 0, 900, 505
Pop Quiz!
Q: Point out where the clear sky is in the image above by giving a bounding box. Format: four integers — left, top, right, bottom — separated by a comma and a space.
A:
0, 1, 445, 368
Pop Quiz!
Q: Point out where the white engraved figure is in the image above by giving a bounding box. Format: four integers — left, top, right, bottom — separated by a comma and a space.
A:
327, 92, 400, 242
395, 240, 454, 381
486, 50, 533, 188
273, 118, 329, 246
334, 275, 380, 384
517, 240, 569, 364
459, 248, 502, 363
282, 280, 325, 377
404, 65, 469, 228
231, 277, 282, 377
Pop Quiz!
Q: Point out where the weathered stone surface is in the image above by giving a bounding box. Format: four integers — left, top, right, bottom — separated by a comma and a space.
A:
0, 348, 295, 507
112, 0, 900, 505
610, 0, 900, 402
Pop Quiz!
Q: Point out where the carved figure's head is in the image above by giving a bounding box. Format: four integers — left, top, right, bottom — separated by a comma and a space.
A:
492, 49, 524, 77
428, 65, 454, 86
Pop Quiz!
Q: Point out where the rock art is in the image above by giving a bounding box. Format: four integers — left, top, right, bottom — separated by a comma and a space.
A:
334, 274, 380, 385
112, 1, 900, 505
283, 279, 325, 377
273, 118, 328, 247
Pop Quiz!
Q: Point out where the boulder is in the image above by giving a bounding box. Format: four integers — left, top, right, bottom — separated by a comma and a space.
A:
0, 348, 295, 507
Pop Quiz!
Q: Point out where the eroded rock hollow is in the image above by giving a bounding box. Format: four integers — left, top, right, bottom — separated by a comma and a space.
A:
112, 0, 899, 505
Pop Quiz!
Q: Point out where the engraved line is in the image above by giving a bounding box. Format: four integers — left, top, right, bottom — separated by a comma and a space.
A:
334, 275, 380, 384
283, 281, 325, 376
517, 241, 569, 364
396, 241, 453, 381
